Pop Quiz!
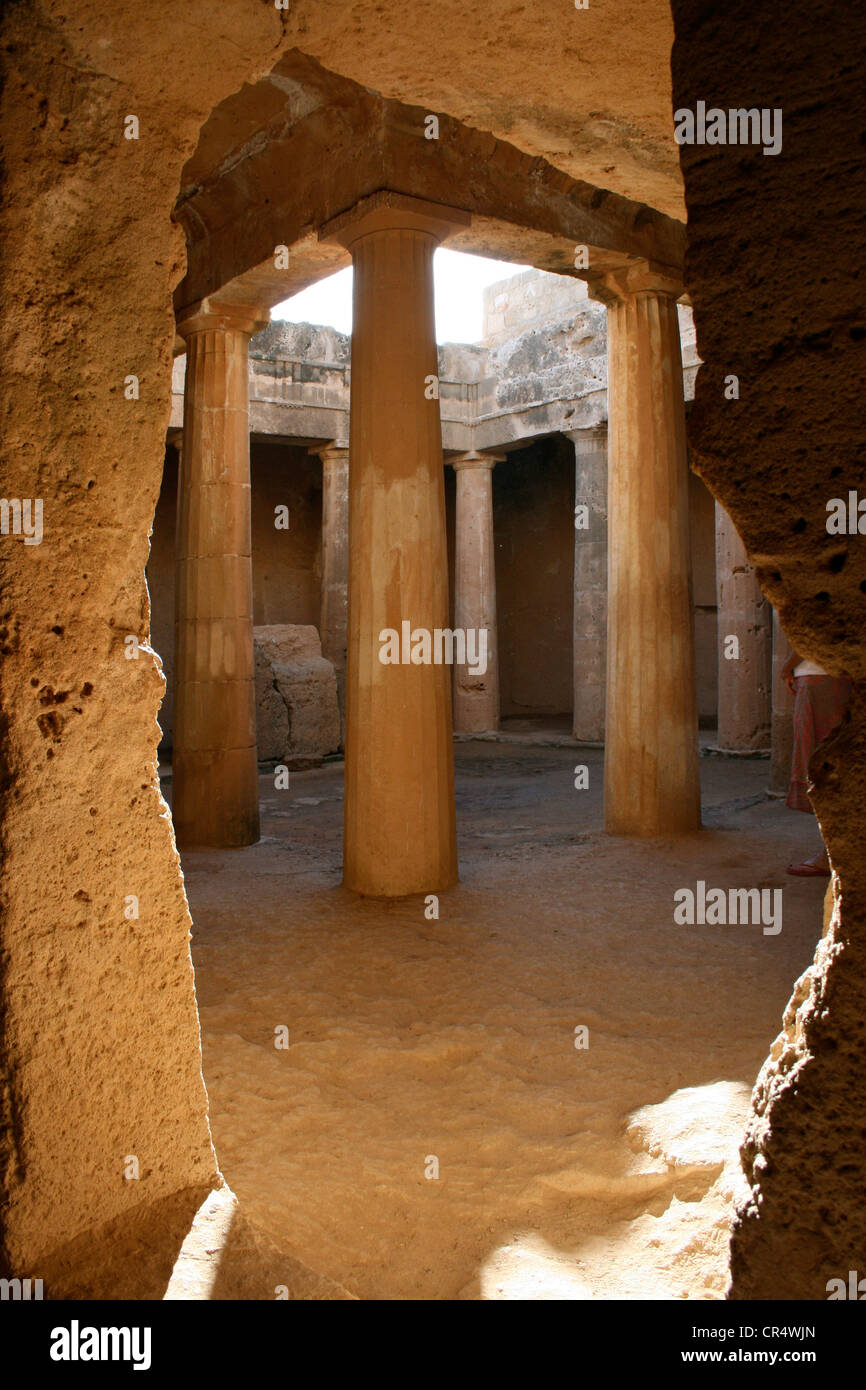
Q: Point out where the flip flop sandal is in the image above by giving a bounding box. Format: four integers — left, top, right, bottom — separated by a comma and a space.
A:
786, 860, 831, 876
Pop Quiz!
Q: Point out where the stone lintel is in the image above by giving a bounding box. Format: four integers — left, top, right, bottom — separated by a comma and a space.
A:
319, 190, 472, 250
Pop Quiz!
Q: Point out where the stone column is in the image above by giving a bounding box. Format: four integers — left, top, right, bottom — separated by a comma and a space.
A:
591, 261, 700, 835
173, 300, 267, 848
162, 433, 183, 754
714, 501, 772, 750
567, 425, 608, 743
311, 441, 349, 728
450, 450, 504, 734
770, 607, 795, 793
321, 192, 470, 896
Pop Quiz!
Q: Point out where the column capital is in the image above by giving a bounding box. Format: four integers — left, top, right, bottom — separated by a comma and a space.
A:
309, 441, 349, 467
320, 191, 471, 251
586, 258, 684, 307
449, 450, 506, 472
563, 425, 608, 453
177, 298, 270, 340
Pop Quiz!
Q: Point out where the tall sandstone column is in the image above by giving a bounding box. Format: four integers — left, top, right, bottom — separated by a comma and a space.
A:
313, 440, 350, 726
174, 301, 266, 848
591, 262, 700, 834
451, 450, 503, 733
321, 193, 470, 895
567, 425, 608, 742
715, 501, 772, 750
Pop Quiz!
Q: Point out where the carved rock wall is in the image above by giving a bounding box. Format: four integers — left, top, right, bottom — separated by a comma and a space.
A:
670, 0, 866, 1297
0, 0, 293, 1284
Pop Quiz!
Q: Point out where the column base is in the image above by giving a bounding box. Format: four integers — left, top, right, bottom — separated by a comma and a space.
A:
604, 795, 702, 838
342, 866, 459, 899
453, 702, 499, 736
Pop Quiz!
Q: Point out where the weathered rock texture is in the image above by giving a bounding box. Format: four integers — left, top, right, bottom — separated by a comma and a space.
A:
0, 0, 298, 1286
482, 270, 591, 345
253, 643, 290, 763
670, 0, 866, 1298
254, 624, 340, 767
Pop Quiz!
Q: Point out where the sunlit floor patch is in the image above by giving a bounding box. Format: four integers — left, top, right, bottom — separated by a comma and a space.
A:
482, 1081, 752, 1299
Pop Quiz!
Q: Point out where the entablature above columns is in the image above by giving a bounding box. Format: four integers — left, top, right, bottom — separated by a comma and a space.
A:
319, 191, 471, 249
174, 53, 685, 320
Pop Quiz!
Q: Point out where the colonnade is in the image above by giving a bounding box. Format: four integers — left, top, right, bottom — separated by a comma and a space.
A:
171, 197, 780, 892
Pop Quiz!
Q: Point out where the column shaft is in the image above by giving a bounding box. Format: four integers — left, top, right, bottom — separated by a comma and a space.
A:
322, 194, 468, 895
714, 502, 772, 750
569, 426, 608, 742
173, 303, 265, 848
452, 453, 501, 733
315, 443, 349, 729
599, 265, 700, 834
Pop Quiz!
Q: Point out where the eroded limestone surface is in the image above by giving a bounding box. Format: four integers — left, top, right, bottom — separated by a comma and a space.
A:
254, 624, 341, 767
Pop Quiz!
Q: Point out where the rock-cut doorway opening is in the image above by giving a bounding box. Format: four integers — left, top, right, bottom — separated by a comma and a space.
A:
147, 46, 839, 1300
1, 0, 856, 1311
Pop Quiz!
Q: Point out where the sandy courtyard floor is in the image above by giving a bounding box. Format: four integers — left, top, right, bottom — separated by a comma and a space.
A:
179, 743, 827, 1300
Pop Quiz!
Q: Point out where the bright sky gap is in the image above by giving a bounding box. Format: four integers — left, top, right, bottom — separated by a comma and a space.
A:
272, 248, 531, 344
